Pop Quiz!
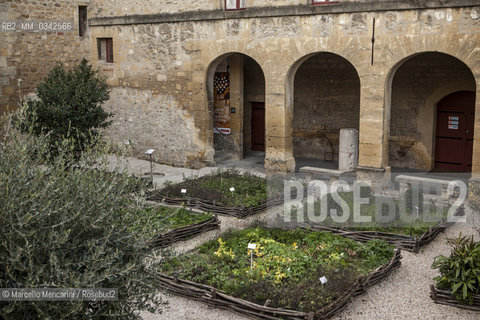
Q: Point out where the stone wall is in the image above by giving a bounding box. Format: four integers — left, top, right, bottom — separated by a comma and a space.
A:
86, 3, 480, 170
5, 0, 479, 172
101, 87, 207, 167
389, 52, 476, 170
91, 0, 220, 17
90, 0, 379, 18
0, 0, 90, 113
293, 53, 360, 160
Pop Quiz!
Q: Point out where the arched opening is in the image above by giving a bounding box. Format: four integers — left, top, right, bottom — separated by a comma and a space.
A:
206, 53, 265, 164
290, 52, 361, 170
387, 52, 476, 172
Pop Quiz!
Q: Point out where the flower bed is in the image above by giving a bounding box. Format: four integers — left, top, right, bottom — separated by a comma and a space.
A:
287, 191, 462, 252
157, 227, 401, 319
147, 170, 282, 218
127, 206, 219, 249
430, 235, 480, 311
301, 223, 446, 253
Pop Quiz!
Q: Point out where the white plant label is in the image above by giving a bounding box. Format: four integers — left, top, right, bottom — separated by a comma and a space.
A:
247, 243, 256, 250
181, 189, 187, 194
229, 187, 235, 192
319, 276, 328, 284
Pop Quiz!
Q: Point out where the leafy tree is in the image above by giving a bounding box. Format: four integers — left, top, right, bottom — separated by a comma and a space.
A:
19, 58, 112, 156
0, 114, 163, 319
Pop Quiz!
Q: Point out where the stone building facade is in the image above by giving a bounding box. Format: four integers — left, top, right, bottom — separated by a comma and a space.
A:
1, 0, 479, 178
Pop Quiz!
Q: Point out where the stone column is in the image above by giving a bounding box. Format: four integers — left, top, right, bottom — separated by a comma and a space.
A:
339, 128, 358, 172
228, 54, 244, 160
358, 75, 388, 170
471, 86, 480, 178
356, 72, 391, 190
264, 73, 295, 174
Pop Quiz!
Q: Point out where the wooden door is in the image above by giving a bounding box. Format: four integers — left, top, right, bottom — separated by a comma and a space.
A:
434, 91, 475, 171
251, 102, 265, 151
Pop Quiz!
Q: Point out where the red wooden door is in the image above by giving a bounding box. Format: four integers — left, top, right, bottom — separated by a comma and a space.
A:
251, 102, 265, 151
434, 91, 475, 171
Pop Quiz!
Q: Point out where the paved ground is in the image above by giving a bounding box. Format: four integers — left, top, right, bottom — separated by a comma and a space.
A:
105, 155, 480, 320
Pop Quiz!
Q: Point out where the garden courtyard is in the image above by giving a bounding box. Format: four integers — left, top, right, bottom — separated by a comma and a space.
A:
106, 155, 480, 320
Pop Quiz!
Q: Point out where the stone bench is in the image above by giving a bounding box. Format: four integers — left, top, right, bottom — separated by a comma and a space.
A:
299, 166, 344, 183
394, 175, 456, 201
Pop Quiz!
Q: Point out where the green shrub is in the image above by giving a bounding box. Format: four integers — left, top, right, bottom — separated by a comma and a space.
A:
432, 235, 480, 303
17, 58, 112, 157
0, 117, 163, 319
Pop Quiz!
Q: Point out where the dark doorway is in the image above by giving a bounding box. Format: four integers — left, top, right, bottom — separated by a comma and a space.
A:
434, 91, 475, 171
251, 102, 265, 151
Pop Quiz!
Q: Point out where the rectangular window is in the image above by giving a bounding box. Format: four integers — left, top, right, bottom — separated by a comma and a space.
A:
225, 0, 245, 11
312, 0, 338, 4
97, 38, 113, 63
78, 6, 87, 37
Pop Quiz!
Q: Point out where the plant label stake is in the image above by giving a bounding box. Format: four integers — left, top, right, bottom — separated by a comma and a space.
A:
181, 189, 187, 194
145, 149, 155, 182
319, 276, 328, 285
248, 243, 256, 271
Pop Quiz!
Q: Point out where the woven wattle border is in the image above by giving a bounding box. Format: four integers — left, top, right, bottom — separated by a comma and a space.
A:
148, 216, 220, 249
147, 192, 283, 219
430, 285, 480, 312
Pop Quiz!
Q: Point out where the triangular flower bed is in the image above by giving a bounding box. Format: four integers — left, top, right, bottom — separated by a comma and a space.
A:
147, 170, 283, 219
300, 223, 446, 253
149, 215, 220, 249
127, 206, 220, 249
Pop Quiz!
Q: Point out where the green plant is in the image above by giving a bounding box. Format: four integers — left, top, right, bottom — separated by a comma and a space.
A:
432, 234, 480, 303
16, 58, 112, 158
0, 115, 163, 319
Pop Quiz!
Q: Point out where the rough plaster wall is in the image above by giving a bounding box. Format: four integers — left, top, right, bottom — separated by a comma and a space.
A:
0, 0, 90, 113
90, 22, 213, 166
102, 87, 204, 167
293, 53, 360, 160
243, 57, 265, 153
389, 53, 476, 169
91, 0, 220, 17
91, 0, 389, 16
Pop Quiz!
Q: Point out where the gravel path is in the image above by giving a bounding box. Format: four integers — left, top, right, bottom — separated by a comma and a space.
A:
104, 155, 480, 320
140, 221, 479, 320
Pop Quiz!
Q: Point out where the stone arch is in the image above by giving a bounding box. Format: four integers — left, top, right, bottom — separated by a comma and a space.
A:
286, 52, 361, 169
385, 51, 477, 171
205, 52, 266, 163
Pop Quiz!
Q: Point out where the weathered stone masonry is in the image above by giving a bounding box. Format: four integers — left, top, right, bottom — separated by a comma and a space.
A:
0, 0, 90, 112
2, 0, 480, 177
